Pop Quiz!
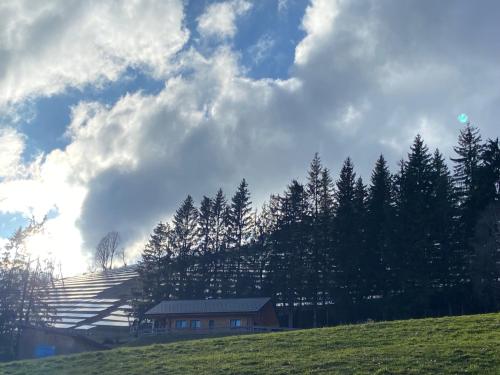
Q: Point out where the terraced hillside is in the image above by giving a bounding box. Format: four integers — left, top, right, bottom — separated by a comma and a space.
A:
2, 312, 500, 375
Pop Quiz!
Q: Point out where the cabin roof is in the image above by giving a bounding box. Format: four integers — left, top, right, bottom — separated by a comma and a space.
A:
145, 297, 272, 316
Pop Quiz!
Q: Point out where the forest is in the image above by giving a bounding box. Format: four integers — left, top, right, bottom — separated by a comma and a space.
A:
134, 124, 500, 328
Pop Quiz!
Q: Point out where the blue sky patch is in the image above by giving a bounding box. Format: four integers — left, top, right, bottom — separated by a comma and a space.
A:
18, 67, 165, 162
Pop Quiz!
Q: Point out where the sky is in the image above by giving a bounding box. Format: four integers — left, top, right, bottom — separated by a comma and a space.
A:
0, 0, 499, 275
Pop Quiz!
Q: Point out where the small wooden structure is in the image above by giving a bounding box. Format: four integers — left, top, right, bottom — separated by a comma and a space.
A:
144, 297, 279, 333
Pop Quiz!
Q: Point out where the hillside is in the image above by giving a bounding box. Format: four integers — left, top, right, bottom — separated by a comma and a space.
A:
2, 313, 500, 375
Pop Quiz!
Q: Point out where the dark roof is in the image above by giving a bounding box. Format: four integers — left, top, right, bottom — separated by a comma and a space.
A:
145, 297, 272, 316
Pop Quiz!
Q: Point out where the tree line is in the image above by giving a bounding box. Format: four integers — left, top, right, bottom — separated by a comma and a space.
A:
135, 124, 499, 328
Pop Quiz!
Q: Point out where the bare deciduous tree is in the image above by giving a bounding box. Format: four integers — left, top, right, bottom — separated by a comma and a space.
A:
94, 231, 120, 271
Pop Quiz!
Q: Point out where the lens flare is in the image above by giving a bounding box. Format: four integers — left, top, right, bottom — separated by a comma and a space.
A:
457, 113, 468, 123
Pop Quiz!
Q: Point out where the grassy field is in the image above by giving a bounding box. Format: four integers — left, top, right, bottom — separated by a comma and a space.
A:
1, 313, 500, 375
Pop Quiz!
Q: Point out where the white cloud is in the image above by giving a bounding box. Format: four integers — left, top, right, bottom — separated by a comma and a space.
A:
0, 128, 25, 178
0, 0, 188, 107
249, 34, 275, 65
277, 0, 289, 13
295, 0, 340, 65
2, 0, 500, 276
197, 0, 252, 39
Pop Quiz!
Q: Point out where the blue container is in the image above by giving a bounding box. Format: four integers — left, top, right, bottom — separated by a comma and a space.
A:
35, 345, 56, 358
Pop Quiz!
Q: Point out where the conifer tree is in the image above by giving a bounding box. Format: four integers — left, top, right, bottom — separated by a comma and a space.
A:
394, 135, 434, 315
352, 177, 368, 310
429, 149, 459, 314
306, 153, 323, 326
228, 179, 252, 295
470, 201, 500, 311
451, 124, 485, 309
469, 138, 500, 311
197, 196, 214, 298
319, 167, 335, 320
171, 195, 199, 298
267, 181, 309, 327
332, 158, 358, 318
479, 138, 500, 203
211, 189, 229, 297
251, 204, 274, 294
137, 222, 174, 318
451, 124, 483, 208
366, 155, 394, 313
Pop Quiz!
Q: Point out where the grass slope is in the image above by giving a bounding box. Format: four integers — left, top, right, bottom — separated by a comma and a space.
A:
2, 313, 500, 375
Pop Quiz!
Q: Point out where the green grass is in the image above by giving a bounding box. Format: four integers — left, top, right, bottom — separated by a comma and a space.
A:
2, 313, 500, 375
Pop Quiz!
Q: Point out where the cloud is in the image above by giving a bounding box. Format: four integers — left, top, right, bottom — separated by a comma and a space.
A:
71, 48, 303, 253
1, 0, 500, 275
249, 34, 276, 65
0, 0, 188, 107
0, 128, 25, 178
277, 0, 289, 13
197, 0, 252, 40
295, 0, 341, 66
292, 0, 500, 153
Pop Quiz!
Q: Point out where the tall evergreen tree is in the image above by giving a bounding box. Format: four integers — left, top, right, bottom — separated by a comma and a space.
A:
470, 201, 500, 311
366, 155, 394, 316
451, 124, 483, 208
479, 138, 500, 203
429, 149, 459, 314
468, 138, 500, 311
394, 135, 434, 316
171, 195, 199, 299
197, 196, 214, 298
211, 189, 229, 297
267, 181, 309, 327
352, 176, 368, 312
451, 124, 485, 310
332, 158, 358, 319
318, 167, 335, 323
136, 222, 174, 318
306, 153, 323, 327
228, 179, 253, 295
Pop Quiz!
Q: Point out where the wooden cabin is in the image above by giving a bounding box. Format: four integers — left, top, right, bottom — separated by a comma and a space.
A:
144, 297, 279, 333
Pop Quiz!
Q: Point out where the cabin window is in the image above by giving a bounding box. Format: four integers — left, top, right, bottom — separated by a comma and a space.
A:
190, 320, 201, 329
230, 319, 241, 328
209, 320, 215, 329
175, 320, 188, 329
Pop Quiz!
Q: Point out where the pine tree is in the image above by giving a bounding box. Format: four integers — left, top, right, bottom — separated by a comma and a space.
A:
332, 158, 358, 319
318, 167, 334, 323
267, 180, 309, 327
469, 138, 500, 311
171, 195, 199, 299
251, 204, 274, 295
306, 153, 323, 327
352, 176, 368, 312
228, 179, 252, 295
211, 189, 229, 297
451, 124, 483, 208
451, 124, 484, 311
470, 201, 500, 311
479, 138, 500, 203
136, 222, 174, 318
197, 196, 214, 298
394, 135, 434, 316
429, 149, 459, 314
366, 155, 394, 316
